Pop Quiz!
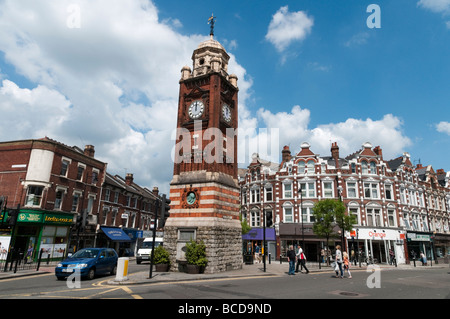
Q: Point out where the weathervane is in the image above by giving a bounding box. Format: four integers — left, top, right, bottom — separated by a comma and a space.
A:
208, 13, 216, 37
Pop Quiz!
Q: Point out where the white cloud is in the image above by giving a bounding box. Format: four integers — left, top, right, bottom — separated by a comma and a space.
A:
418, 0, 450, 27
436, 121, 450, 135
249, 105, 412, 162
0, 80, 71, 139
417, 0, 450, 13
265, 6, 314, 52
344, 32, 370, 47
0, 0, 254, 194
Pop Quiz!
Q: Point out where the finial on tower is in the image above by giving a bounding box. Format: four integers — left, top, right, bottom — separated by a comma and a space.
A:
208, 13, 216, 38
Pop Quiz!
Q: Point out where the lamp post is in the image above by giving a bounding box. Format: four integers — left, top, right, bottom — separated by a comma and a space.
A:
337, 185, 346, 252
298, 186, 304, 249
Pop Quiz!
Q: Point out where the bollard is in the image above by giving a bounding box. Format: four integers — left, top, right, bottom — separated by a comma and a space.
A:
115, 257, 129, 282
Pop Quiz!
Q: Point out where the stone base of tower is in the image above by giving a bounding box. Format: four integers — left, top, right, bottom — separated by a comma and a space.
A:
164, 172, 243, 274
163, 217, 243, 273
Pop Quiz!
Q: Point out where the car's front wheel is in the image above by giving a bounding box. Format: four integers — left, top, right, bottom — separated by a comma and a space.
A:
87, 268, 95, 280
110, 265, 117, 276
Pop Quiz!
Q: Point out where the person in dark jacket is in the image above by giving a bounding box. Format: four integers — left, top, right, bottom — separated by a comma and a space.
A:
287, 245, 296, 275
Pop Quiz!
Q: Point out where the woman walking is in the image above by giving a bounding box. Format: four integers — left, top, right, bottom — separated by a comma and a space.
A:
343, 251, 352, 278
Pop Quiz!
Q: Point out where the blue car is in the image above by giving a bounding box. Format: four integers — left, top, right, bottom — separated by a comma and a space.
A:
55, 248, 118, 280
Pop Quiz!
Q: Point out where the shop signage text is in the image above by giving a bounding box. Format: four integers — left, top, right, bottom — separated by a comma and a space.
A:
368, 231, 386, 238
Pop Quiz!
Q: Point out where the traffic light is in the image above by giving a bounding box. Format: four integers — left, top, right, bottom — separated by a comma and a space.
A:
76, 210, 88, 231
266, 211, 273, 227
76, 214, 82, 229
6, 208, 18, 226
159, 194, 171, 228
0, 196, 6, 224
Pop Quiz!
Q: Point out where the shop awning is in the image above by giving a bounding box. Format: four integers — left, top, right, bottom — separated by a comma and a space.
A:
242, 228, 276, 241
101, 226, 132, 242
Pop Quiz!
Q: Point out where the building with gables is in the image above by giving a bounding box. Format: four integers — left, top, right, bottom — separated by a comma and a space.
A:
239, 142, 450, 265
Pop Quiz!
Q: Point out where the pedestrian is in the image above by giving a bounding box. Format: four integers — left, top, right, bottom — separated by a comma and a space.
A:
254, 243, 261, 263
295, 246, 301, 272
298, 246, 309, 274
420, 251, 427, 266
287, 245, 296, 275
25, 245, 33, 264
389, 248, 395, 265
343, 251, 352, 278
321, 248, 325, 264
335, 245, 344, 278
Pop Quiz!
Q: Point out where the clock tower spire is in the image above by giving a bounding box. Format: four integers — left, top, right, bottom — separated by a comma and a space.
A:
164, 17, 242, 274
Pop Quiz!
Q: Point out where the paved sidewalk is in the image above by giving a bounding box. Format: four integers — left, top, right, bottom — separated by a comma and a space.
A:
0, 260, 447, 283
106, 260, 449, 285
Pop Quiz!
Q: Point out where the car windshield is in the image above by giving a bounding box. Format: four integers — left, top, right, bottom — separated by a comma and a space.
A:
71, 249, 100, 259
141, 242, 162, 249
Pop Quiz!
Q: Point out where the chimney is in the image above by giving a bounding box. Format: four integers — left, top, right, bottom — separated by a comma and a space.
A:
331, 142, 340, 168
152, 187, 159, 197
84, 145, 95, 157
437, 169, 445, 175
282, 145, 291, 163
374, 146, 383, 159
125, 173, 134, 186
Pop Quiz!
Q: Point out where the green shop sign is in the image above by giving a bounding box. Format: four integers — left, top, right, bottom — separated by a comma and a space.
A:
18, 210, 74, 225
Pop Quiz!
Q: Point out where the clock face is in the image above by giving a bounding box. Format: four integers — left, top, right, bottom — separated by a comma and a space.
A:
188, 100, 204, 119
222, 104, 231, 123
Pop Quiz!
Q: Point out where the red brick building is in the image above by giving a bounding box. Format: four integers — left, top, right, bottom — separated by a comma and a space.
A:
0, 137, 106, 261
0, 137, 169, 260
240, 142, 450, 265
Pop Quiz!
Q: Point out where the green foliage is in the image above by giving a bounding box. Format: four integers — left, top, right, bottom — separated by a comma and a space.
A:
153, 245, 170, 265
312, 198, 358, 240
185, 239, 208, 267
240, 213, 251, 235
312, 199, 343, 241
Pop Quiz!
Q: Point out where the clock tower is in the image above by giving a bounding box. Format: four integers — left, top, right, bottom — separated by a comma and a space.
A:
164, 18, 242, 273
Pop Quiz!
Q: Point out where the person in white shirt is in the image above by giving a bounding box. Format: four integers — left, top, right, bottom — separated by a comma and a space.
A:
295, 245, 309, 274
335, 245, 343, 278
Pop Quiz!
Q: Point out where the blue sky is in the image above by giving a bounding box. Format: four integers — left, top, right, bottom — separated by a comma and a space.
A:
0, 0, 449, 194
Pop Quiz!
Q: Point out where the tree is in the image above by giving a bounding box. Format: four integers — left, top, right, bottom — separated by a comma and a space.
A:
334, 202, 358, 252
312, 199, 357, 264
240, 212, 251, 235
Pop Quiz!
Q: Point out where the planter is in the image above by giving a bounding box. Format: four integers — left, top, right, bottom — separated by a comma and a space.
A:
186, 264, 201, 274
155, 264, 170, 272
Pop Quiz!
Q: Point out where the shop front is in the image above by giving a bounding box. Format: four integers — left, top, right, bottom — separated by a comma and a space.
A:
278, 223, 326, 262
11, 209, 74, 262
242, 227, 276, 262
406, 231, 433, 262
433, 233, 450, 263
347, 228, 406, 264
95, 226, 132, 255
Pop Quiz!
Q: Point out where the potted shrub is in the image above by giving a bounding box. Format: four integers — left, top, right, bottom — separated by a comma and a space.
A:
185, 239, 208, 274
153, 245, 170, 272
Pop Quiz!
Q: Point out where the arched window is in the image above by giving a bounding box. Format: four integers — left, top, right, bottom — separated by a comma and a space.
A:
361, 161, 368, 174
298, 161, 305, 174
306, 160, 315, 174
370, 161, 376, 174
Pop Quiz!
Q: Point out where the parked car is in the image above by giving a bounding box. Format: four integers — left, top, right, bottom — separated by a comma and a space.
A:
55, 248, 118, 280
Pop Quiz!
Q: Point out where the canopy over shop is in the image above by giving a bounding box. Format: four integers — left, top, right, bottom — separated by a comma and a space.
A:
96, 226, 132, 255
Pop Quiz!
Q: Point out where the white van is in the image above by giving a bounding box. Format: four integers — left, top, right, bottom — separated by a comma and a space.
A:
136, 237, 164, 264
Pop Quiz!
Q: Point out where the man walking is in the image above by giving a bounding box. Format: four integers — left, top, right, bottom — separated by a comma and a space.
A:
287, 245, 296, 275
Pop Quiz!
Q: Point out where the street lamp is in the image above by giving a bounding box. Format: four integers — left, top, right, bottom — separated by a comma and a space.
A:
337, 185, 346, 252
298, 186, 304, 249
